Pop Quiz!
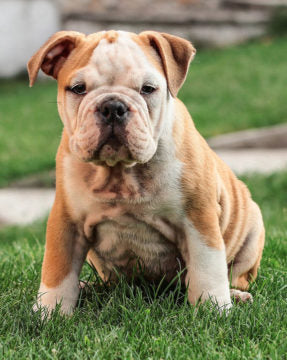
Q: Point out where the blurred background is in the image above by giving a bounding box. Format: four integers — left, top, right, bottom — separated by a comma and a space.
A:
2, 0, 287, 76
0, 0, 287, 225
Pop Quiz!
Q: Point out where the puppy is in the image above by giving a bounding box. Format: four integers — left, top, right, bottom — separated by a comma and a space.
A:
28, 30, 264, 315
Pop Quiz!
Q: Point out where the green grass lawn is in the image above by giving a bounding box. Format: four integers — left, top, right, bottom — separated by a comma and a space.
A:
0, 79, 61, 187
181, 37, 287, 137
0, 172, 286, 359
1, 36, 287, 186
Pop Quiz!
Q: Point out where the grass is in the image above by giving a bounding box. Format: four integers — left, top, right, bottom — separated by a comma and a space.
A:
0, 171, 286, 359
0, 79, 61, 187
1, 36, 287, 186
180, 36, 287, 137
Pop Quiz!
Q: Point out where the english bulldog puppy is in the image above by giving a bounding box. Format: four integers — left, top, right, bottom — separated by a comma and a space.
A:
28, 30, 264, 316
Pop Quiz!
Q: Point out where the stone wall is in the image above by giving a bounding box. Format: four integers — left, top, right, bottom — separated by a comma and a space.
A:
61, 0, 287, 47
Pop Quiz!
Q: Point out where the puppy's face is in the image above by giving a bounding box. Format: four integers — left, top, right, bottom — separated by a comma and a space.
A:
28, 30, 195, 166
61, 32, 167, 166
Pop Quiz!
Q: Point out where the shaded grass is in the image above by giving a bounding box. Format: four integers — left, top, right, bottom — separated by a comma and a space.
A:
1, 36, 287, 186
0, 172, 286, 359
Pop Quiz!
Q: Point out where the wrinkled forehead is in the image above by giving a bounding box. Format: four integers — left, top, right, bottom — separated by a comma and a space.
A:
94, 32, 152, 74
65, 31, 165, 87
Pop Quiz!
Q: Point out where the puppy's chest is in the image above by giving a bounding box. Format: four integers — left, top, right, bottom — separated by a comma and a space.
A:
81, 165, 184, 277
94, 213, 185, 280
65, 156, 185, 276
89, 195, 184, 267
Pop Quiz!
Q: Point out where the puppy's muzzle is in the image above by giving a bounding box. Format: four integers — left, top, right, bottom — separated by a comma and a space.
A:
99, 99, 129, 125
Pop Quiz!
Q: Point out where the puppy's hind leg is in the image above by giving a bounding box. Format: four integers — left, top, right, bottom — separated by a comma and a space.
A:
230, 203, 265, 291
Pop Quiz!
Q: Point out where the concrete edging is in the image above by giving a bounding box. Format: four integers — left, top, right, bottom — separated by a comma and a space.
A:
207, 123, 287, 149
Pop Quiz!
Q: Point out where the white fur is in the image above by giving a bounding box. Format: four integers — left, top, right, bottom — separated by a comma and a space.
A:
33, 272, 79, 317
185, 223, 232, 310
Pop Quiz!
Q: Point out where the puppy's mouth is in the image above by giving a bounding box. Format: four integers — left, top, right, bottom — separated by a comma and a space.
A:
93, 131, 134, 167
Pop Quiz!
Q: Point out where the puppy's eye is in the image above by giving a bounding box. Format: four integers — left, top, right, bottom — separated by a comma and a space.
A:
140, 85, 156, 95
67, 83, 87, 95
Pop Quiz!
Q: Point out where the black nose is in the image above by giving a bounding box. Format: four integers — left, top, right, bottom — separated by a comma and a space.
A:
99, 100, 128, 124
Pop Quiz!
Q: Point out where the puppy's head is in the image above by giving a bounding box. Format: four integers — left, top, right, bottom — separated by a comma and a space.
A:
28, 30, 195, 167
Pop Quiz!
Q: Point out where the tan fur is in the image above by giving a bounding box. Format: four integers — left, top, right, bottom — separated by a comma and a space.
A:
105, 30, 119, 43
28, 30, 264, 315
172, 100, 223, 250
172, 99, 264, 288
139, 31, 196, 97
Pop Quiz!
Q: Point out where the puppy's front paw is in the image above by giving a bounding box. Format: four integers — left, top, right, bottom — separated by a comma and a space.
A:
202, 293, 233, 314
33, 277, 79, 319
212, 295, 233, 314
33, 293, 75, 319
189, 288, 232, 314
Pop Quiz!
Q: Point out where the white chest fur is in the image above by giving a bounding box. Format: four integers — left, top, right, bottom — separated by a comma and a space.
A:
62, 135, 185, 279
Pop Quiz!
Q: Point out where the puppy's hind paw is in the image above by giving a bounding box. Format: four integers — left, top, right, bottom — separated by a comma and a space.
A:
230, 289, 253, 303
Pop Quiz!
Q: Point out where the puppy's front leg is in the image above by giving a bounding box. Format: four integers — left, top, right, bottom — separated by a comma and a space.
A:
182, 219, 231, 312
34, 200, 90, 317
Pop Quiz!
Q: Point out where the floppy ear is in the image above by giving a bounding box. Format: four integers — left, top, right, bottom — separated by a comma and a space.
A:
27, 31, 85, 87
139, 31, 196, 98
